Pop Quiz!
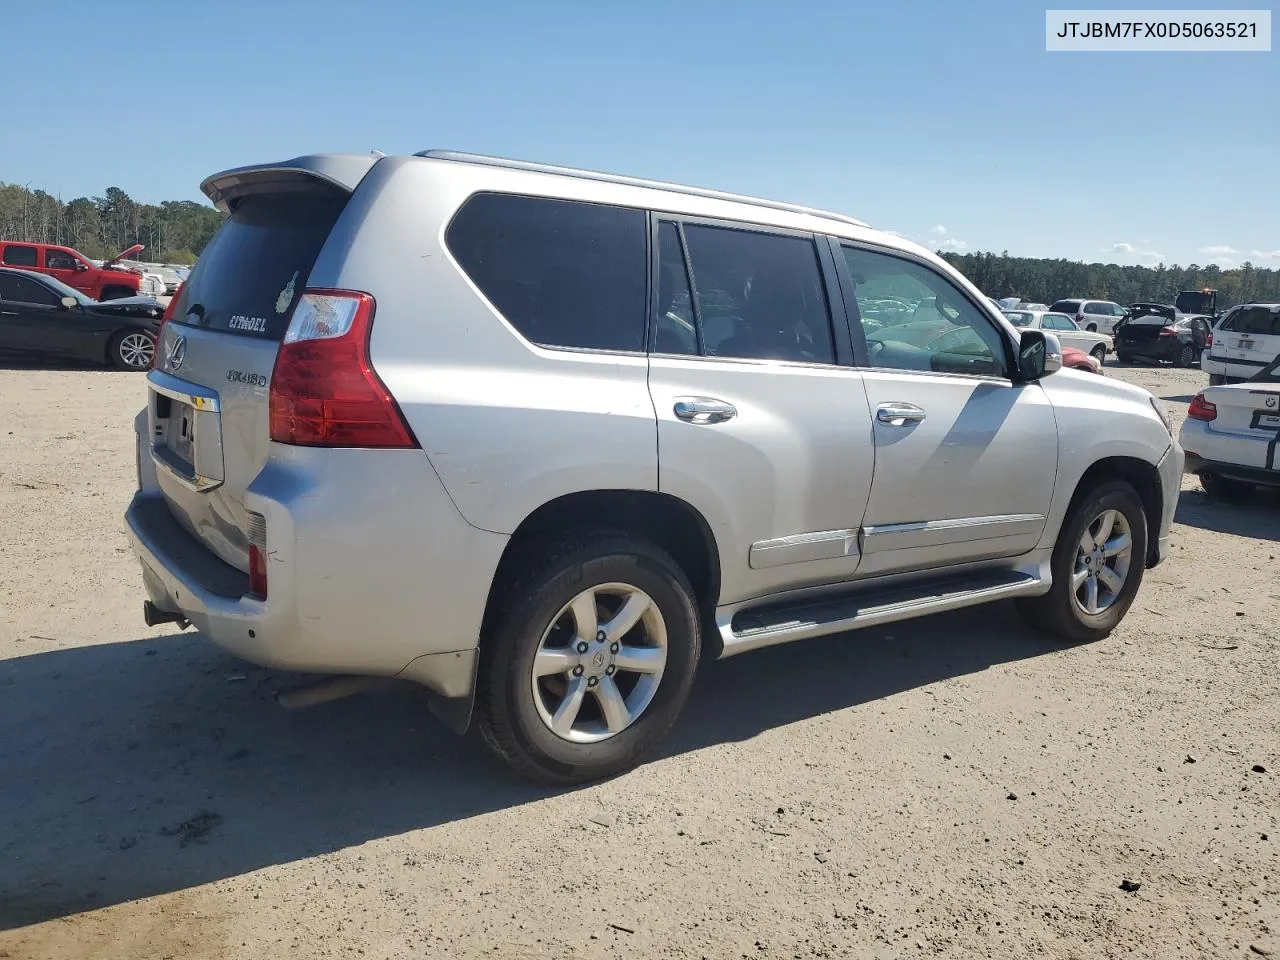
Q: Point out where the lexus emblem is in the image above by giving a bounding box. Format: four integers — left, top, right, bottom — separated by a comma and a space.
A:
166, 334, 187, 371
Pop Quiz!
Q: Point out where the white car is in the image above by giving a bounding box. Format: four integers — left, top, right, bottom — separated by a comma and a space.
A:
1180, 356, 1280, 498
1004, 310, 1112, 362
1049, 299, 1128, 335
1201, 303, 1280, 385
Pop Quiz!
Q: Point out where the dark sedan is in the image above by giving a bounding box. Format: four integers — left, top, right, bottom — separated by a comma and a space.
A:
0, 267, 163, 370
1114, 303, 1210, 368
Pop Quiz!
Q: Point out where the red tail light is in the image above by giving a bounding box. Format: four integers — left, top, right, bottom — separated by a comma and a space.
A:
1159, 327, 1177, 337
151, 283, 183, 369
248, 544, 268, 599
268, 289, 418, 448
1187, 393, 1217, 421
1206, 330, 1214, 347
1076, 313, 1085, 324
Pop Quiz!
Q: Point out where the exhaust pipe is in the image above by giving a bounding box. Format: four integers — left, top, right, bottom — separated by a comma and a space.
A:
144, 601, 190, 629
274, 675, 386, 710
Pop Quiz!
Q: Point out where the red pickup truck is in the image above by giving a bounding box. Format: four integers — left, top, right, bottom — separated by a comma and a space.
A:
0, 241, 145, 300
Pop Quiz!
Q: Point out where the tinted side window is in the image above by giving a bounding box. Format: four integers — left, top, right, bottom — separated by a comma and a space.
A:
45, 249, 78, 270
842, 245, 1007, 377
1050, 300, 1080, 314
679, 223, 834, 364
446, 193, 647, 352
0, 275, 20, 300
1228, 306, 1280, 336
2, 245, 38, 267
8, 275, 58, 306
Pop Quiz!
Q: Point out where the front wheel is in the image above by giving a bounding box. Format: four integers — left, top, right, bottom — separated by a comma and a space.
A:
108, 329, 155, 370
476, 531, 701, 784
1017, 481, 1147, 644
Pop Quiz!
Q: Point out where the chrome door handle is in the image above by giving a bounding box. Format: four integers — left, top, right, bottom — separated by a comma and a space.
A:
876, 402, 927, 426
674, 397, 737, 424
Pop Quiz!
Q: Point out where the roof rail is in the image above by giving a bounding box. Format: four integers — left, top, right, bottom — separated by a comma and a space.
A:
415, 149, 870, 229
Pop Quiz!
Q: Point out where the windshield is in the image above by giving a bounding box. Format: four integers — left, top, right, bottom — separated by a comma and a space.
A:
1004, 311, 1035, 327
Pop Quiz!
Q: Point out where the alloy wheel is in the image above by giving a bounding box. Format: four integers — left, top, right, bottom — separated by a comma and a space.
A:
530, 582, 668, 743
1072, 509, 1133, 615
118, 333, 155, 369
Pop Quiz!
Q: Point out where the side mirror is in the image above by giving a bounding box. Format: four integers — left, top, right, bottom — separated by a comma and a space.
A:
1018, 329, 1061, 380
60, 296, 78, 309
75, 262, 89, 272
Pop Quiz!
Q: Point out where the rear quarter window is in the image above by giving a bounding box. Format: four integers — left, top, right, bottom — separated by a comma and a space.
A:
1050, 300, 1080, 313
445, 193, 647, 352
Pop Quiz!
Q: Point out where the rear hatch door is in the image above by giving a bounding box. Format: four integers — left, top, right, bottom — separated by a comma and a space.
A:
148, 156, 377, 571
1119, 309, 1174, 345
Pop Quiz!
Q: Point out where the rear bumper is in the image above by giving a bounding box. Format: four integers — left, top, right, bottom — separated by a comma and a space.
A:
1183, 455, 1280, 487
126, 435, 509, 699
1118, 340, 1186, 363
1201, 354, 1268, 380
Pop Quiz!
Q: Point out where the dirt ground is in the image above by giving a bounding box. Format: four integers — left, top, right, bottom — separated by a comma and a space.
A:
1, 358, 1277, 960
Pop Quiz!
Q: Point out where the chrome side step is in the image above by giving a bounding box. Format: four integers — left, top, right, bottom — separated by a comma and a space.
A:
718, 569, 1046, 657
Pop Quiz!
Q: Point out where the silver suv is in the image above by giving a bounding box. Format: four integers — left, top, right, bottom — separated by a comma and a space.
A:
126, 151, 1183, 783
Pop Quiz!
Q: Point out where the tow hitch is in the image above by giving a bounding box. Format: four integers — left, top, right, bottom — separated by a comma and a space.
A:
143, 601, 190, 629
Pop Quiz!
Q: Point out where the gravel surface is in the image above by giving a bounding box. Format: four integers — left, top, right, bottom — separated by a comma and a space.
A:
1, 359, 1277, 960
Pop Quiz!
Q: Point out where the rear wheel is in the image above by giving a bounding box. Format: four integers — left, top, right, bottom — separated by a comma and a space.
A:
476, 531, 701, 784
1116, 350, 1133, 365
1208, 374, 1226, 386
1176, 344, 1196, 368
1090, 344, 1107, 363
1200, 471, 1254, 501
1085, 323, 1098, 332
1017, 481, 1147, 644
108, 329, 155, 370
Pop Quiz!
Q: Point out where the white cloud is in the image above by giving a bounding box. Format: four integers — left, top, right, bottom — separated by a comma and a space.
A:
1198, 244, 1238, 256
930, 225, 947, 236
1208, 257, 1237, 269
1106, 241, 1163, 263
938, 237, 969, 251
1251, 249, 1280, 260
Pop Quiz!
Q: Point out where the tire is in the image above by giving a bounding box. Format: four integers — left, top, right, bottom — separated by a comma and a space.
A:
1090, 344, 1107, 364
476, 531, 701, 785
1176, 344, 1195, 368
1116, 351, 1132, 365
1209, 374, 1225, 386
1085, 324, 1098, 332
1016, 481, 1147, 645
1200, 471, 1253, 502
107, 329, 155, 371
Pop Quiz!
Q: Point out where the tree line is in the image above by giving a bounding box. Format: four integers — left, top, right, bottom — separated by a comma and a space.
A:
3, 178, 1275, 306
0, 182, 225, 265
943, 250, 1280, 310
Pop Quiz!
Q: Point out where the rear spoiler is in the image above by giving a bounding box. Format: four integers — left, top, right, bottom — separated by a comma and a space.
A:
201, 153, 382, 213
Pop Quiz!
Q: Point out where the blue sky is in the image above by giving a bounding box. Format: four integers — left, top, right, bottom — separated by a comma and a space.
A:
3, 0, 1276, 267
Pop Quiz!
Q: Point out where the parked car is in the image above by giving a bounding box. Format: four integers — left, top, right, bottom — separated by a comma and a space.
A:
1114, 304, 1210, 367
0, 267, 162, 369
1003, 309, 1111, 362
125, 149, 1182, 784
1180, 353, 1280, 498
1061, 345, 1104, 374
1200, 303, 1280, 385
1048, 299, 1127, 335
1015, 302, 1050, 312
0, 241, 145, 300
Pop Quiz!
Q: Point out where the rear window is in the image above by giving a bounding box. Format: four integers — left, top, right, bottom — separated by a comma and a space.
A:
1050, 300, 1080, 314
172, 194, 346, 339
446, 193, 647, 352
1004, 311, 1034, 327
1130, 314, 1173, 326
1220, 306, 1280, 336
2, 245, 38, 267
